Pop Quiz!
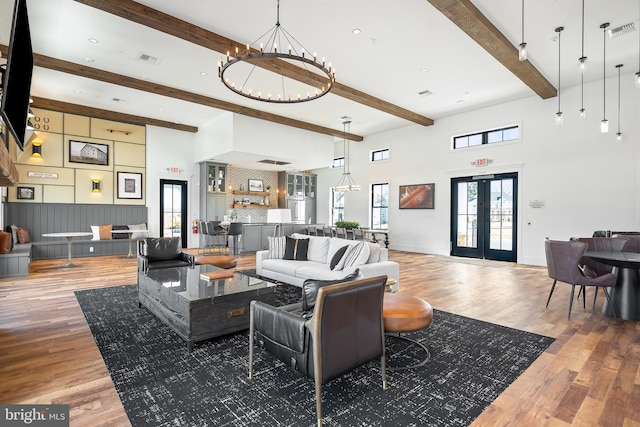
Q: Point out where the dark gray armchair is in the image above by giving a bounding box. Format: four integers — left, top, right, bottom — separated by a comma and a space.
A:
248, 272, 387, 426
544, 239, 617, 319
137, 237, 194, 273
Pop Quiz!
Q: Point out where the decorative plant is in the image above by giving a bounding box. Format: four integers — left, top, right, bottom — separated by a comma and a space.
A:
335, 220, 360, 229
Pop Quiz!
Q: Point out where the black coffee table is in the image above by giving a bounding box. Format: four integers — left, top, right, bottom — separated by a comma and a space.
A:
138, 265, 277, 351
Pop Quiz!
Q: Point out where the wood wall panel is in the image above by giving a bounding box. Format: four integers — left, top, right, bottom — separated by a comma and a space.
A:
114, 141, 145, 167
43, 185, 75, 203
15, 164, 75, 186
64, 114, 91, 137
90, 118, 146, 144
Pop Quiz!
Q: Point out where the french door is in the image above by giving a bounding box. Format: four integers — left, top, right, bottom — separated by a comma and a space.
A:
451, 173, 517, 262
160, 179, 188, 247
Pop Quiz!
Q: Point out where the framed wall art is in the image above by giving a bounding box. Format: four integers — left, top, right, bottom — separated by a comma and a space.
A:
117, 172, 143, 199
17, 186, 35, 200
248, 179, 264, 192
69, 140, 109, 166
399, 183, 434, 209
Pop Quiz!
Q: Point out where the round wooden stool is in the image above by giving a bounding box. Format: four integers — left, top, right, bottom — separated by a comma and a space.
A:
194, 255, 237, 269
383, 293, 433, 369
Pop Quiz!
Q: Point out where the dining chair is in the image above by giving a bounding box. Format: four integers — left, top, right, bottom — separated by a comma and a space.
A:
335, 227, 347, 239
570, 237, 628, 309
307, 226, 317, 236
352, 228, 365, 241
323, 226, 334, 237
544, 239, 618, 319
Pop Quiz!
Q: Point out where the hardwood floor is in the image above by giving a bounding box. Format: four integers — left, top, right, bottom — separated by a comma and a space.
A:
0, 251, 638, 426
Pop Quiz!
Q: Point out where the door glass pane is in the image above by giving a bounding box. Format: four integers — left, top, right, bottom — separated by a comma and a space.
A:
489, 178, 513, 251
457, 182, 477, 248
163, 184, 182, 238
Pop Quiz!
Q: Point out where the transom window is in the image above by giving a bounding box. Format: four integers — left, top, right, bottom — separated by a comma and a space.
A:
332, 157, 344, 168
371, 148, 390, 162
453, 125, 519, 149
371, 183, 388, 229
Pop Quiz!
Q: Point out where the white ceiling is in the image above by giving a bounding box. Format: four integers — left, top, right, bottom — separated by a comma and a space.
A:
1, 0, 639, 169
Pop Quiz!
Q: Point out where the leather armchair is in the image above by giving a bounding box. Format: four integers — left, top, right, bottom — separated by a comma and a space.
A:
137, 237, 194, 273
248, 271, 387, 426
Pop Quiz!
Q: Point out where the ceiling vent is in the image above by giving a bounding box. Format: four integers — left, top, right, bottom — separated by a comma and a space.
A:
138, 53, 162, 65
111, 97, 128, 104
418, 89, 433, 96
258, 159, 290, 166
608, 20, 638, 38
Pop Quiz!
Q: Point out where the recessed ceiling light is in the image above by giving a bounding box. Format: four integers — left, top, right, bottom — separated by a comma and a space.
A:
352, 29, 361, 35
73, 90, 82, 94
159, 107, 164, 111
421, 68, 428, 72
88, 38, 99, 44
85, 57, 95, 63
200, 72, 208, 76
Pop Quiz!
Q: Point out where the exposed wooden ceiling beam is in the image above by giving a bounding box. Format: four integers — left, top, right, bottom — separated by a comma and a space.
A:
427, 0, 556, 99
73, 0, 434, 127
30, 97, 199, 133
0, 44, 365, 142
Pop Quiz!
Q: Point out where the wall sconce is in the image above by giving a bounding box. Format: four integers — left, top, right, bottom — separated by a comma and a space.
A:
92, 179, 101, 193
31, 141, 42, 157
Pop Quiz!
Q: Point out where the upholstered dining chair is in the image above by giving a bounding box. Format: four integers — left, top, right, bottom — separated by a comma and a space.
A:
544, 239, 618, 319
570, 237, 628, 307
248, 274, 387, 426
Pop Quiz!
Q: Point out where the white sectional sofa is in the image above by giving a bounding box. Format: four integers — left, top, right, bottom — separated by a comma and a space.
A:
256, 233, 399, 290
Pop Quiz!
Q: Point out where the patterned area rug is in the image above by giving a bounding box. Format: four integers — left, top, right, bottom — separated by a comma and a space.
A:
75, 284, 554, 426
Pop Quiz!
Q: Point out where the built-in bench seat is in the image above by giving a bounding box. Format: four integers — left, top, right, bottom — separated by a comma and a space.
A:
31, 238, 141, 260
0, 243, 32, 278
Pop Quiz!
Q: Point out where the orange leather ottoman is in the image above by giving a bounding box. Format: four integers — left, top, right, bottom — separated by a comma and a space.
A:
383, 293, 433, 369
194, 255, 237, 269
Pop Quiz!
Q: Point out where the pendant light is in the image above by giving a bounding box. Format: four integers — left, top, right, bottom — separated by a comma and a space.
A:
616, 64, 623, 140
555, 27, 564, 125
578, 0, 586, 118
600, 23, 610, 133
518, 0, 527, 61
636, 3, 640, 88
333, 118, 360, 192
578, 0, 587, 73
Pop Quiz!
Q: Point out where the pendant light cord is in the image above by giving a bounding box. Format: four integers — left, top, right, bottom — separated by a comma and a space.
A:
521, 0, 525, 43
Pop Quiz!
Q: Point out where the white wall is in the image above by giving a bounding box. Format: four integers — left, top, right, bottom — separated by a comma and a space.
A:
315, 73, 640, 266
146, 126, 200, 248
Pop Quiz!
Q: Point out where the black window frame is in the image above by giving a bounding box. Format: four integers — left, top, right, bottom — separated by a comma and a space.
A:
371, 148, 390, 162
453, 125, 519, 149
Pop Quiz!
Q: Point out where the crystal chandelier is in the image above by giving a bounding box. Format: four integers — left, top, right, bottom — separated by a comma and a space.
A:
334, 119, 360, 192
218, 0, 335, 104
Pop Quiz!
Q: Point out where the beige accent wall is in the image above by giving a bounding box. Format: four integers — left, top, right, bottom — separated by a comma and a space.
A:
9, 108, 146, 205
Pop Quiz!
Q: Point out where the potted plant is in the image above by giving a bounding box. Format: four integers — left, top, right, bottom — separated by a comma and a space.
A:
335, 220, 360, 229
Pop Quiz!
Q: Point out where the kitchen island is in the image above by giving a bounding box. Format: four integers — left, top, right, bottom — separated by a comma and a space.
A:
235, 223, 323, 253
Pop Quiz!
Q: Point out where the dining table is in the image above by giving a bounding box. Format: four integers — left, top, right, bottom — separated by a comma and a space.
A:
363, 229, 390, 248
584, 250, 640, 321
42, 232, 93, 268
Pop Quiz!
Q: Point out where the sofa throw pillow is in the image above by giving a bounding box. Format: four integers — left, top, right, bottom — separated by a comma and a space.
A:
301, 269, 362, 314
111, 225, 129, 240
99, 224, 113, 240
283, 236, 309, 261
329, 245, 349, 270
267, 235, 286, 259
4, 226, 14, 251
366, 243, 381, 264
0, 230, 11, 254
343, 241, 370, 268
10, 225, 18, 244
16, 227, 31, 244
90, 225, 100, 240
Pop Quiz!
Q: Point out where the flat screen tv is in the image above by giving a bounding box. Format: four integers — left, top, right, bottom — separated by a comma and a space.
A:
0, 0, 33, 151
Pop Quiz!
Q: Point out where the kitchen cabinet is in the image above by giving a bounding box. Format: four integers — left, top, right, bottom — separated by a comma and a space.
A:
200, 162, 228, 221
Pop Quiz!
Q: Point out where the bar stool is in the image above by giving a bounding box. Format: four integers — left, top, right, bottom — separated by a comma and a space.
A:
227, 222, 244, 255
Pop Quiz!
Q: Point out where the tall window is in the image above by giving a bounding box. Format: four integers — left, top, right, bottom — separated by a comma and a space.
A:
453, 125, 519, 149
371, 183, 388, 229
331, 189, 344, 225
332, 157, 344, 168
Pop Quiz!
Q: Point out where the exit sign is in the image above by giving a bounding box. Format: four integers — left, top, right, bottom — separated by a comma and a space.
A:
476, 158, 489, 166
